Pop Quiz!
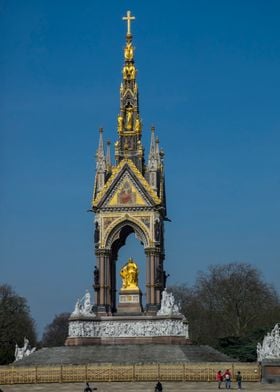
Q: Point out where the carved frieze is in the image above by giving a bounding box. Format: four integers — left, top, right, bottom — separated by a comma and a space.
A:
68, 318, 188, 338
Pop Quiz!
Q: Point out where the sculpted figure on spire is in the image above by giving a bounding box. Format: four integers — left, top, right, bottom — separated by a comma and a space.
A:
122, 63, 136, 80
117, 114, 123, 132
124, 41, 134, 61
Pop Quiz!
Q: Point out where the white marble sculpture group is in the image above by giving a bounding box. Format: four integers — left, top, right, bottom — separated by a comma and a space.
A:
257, 323, 280, 362
14, 337, 36, 362
157, 289, 180, 316
71, 290, 95, 317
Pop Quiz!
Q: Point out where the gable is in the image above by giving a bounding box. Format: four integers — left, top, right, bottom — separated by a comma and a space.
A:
107, 174, 147, 207
92, 159, 161, 209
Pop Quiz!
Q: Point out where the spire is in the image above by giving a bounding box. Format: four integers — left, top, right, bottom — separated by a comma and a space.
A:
146, 126, 163, 194
147, 126, 161, 171
106, 140, 111, 169
115, 11, 144, 173
95, 128, 106, 194
147, 126, 158, 170
155, 137, 161, 165
96, 128, 105, 170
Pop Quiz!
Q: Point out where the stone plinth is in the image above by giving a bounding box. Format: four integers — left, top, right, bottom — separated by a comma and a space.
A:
65, 314, 189, 346
117, 288, 143, 314
262, 360, 280, 383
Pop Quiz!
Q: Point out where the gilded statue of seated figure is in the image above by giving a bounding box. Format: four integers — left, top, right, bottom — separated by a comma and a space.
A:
120, 257, 139, 290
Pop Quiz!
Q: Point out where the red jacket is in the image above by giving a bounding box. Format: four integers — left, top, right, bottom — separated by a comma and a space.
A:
216, 372, 223, 381
223, 370, 232, 381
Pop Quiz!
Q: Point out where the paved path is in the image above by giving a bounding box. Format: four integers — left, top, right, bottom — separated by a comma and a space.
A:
0, 382, 279, 391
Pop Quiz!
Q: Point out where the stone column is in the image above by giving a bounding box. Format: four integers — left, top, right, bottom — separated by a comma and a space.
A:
95, 248, 111, 315
145, 247, 161, 314
104, 249, 111, 312
154, 250, 161, 305
110, 257, 117, 313
145, 248, 151, 307
93, 260, 100, 309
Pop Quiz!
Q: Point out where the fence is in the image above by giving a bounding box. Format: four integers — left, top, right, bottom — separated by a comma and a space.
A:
0, 362, 260, 385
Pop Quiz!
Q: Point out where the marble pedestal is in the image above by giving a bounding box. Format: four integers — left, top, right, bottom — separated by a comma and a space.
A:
117, 288, 143, 314
65, 314, 189, 346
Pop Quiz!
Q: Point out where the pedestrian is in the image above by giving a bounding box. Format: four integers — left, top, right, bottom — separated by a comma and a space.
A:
236, 371, 242, 390
216, 370, 223, 389
84, 382, 92, 392
155, 380, 163, 392
223, 369, 232, 389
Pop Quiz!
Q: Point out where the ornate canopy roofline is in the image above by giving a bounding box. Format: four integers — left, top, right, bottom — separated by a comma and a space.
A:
92, 158, 162, 208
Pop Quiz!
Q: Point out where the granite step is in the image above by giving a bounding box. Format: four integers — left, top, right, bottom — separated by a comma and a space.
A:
13, 344, 234, 366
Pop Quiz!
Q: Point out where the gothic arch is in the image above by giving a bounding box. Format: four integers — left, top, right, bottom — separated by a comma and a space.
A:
104, 217, 150, 250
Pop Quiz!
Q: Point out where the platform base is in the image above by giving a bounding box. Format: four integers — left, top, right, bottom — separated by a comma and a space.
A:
65, 314, 189, 346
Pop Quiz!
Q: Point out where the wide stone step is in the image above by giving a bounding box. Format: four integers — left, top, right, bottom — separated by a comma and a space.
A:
13, 344, 234, 366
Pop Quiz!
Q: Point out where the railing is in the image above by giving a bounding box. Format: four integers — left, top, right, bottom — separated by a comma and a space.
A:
0, 362, 260, 385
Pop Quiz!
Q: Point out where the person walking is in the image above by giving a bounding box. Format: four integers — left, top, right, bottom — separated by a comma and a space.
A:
236, 371, 242, 389
223, 369, 232, 389
216, 370, 223, 389
155, 380, 163, 392
84, 382, 92, 392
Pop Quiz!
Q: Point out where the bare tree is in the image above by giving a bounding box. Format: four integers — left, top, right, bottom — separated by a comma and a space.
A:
171, 262, 280, 357
0, 284, 37, 364
195, 263, 280, 337
41, 312, 70, 347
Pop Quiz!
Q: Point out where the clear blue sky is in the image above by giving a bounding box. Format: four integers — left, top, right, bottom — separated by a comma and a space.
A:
1, 1, 279, 338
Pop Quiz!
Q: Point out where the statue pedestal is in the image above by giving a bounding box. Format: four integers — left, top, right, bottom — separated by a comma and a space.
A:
117, 288, 143, 314
65, 314, 189, 346
262, 360, 280, 383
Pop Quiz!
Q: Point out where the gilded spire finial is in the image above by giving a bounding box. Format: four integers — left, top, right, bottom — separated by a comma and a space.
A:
116, 10, 143, 172
122, 10, 135, 36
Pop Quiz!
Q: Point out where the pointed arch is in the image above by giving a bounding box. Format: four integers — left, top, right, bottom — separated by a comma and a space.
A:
105, 216, 150, 250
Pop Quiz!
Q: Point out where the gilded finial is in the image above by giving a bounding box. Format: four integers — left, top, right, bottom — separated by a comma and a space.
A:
122, 10, 135, 36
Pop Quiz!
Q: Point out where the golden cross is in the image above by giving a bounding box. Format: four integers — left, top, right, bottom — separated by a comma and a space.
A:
122, 10, 135, 35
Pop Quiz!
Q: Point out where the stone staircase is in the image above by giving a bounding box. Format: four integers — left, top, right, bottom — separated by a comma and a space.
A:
13, 344, 234, 366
